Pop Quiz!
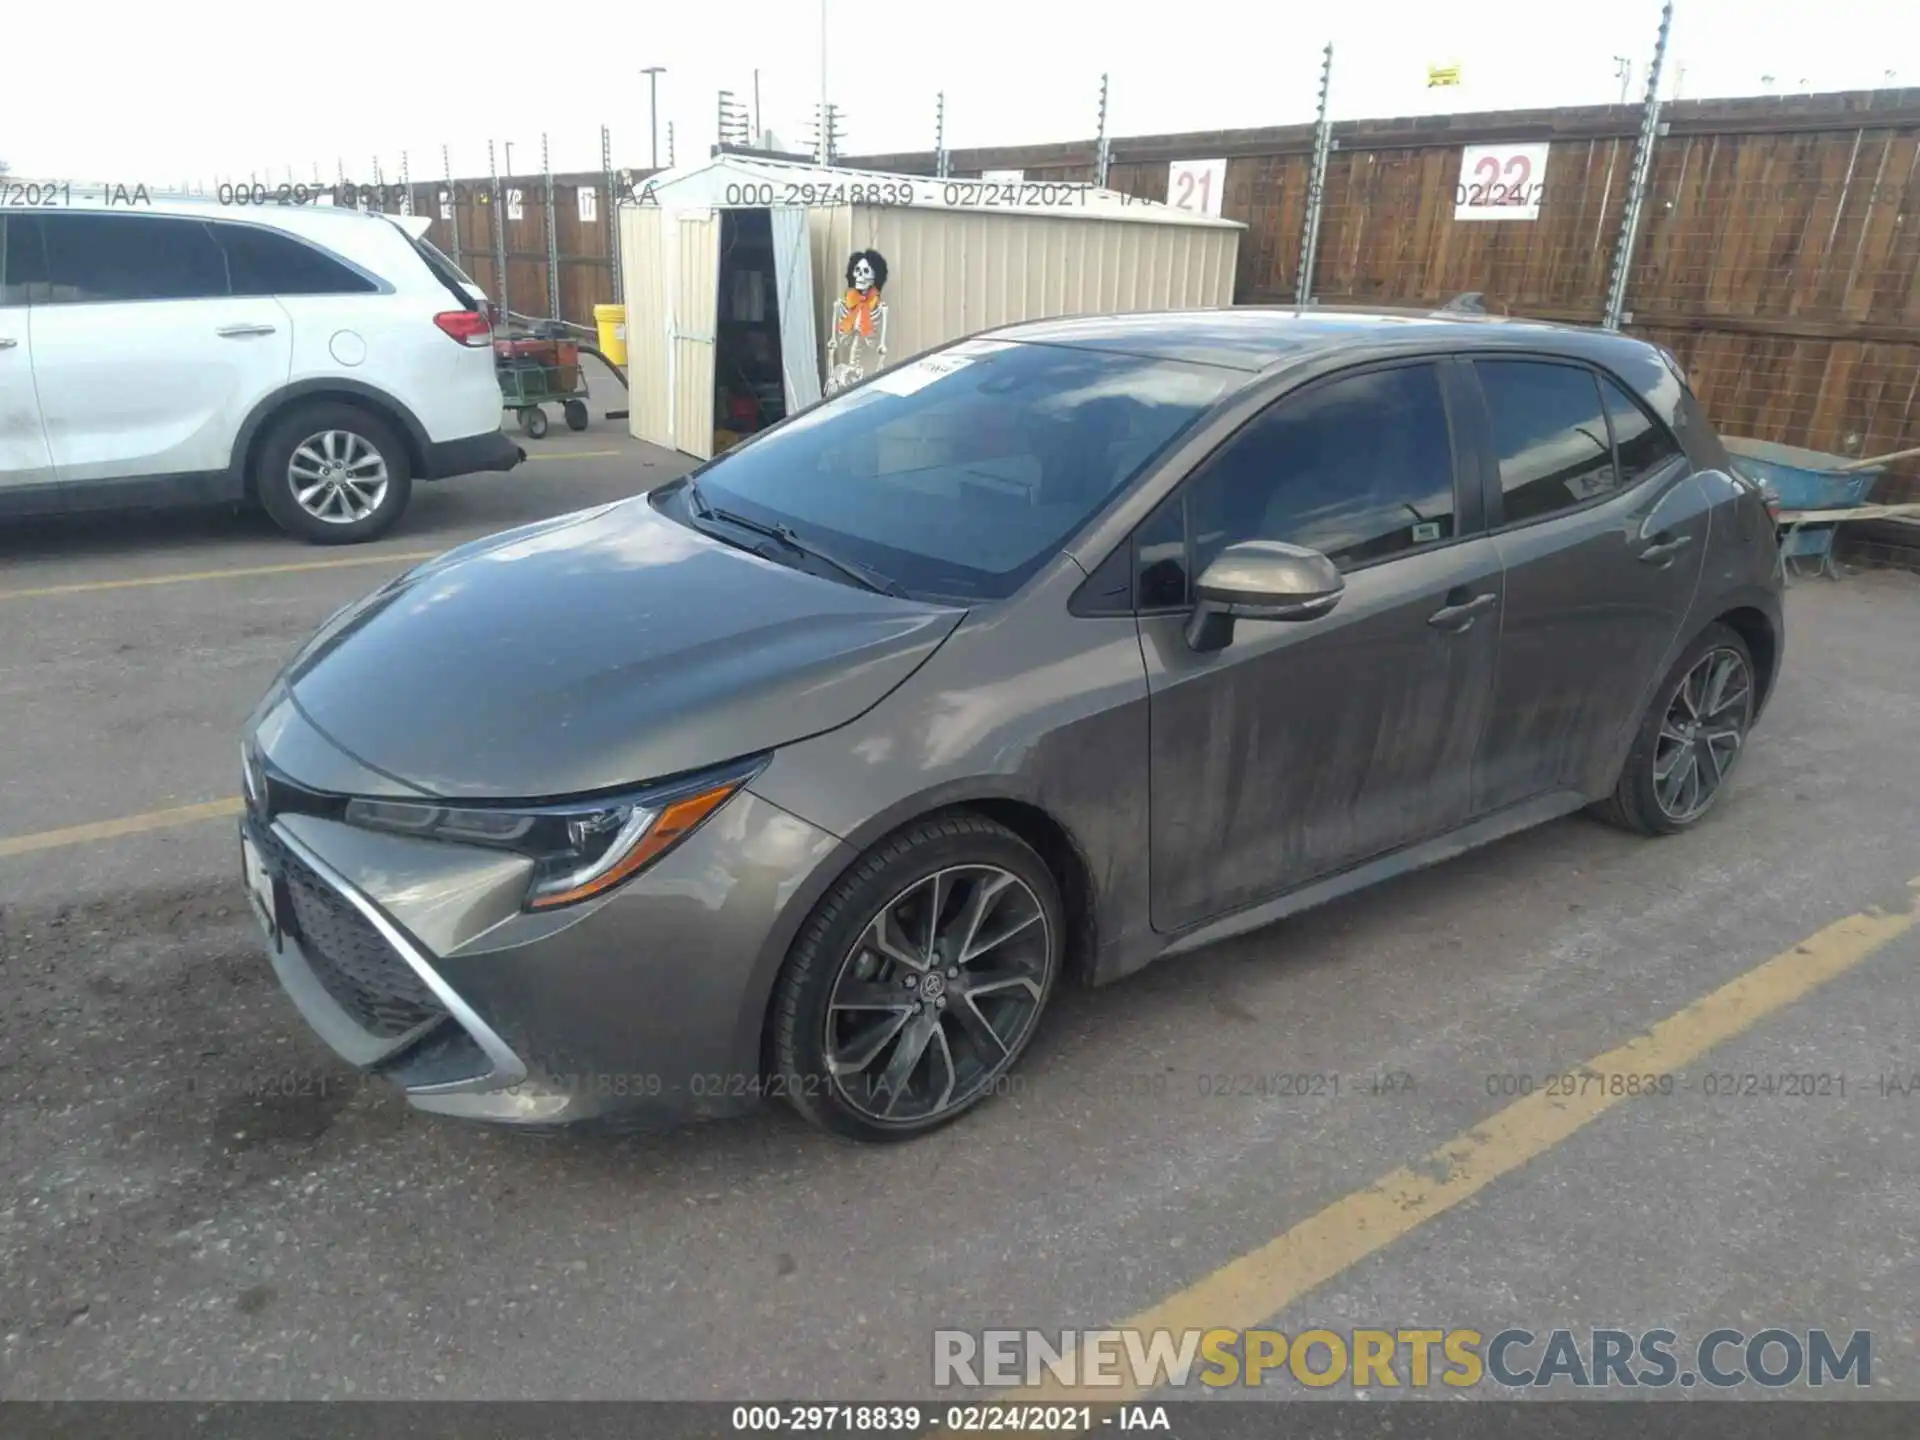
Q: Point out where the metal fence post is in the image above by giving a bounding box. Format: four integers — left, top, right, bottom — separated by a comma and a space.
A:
444, 144, 463, 270
602, 124, 623, 312
1095, 73, 1111, 188
1295, 43, 1334, 305
934, 92, 949, 179
1603, 0, 1675, 330
400, 151, 412, 216
489, 140, 509, 318
542, 134, 560, 320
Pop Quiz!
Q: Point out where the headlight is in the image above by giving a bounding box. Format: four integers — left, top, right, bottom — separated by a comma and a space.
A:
341, 762, 759, 910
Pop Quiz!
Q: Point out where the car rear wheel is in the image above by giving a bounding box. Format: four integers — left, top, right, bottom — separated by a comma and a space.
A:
255, 402, 413, 545
771, 813, 1063, 1143
1593, 623, 1756, 836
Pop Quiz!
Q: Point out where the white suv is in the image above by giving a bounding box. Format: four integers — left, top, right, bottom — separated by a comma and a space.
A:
0, 196, 521, 543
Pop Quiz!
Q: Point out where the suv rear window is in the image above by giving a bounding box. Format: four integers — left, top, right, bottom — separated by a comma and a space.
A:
215, 223, 378, 296
402, 228, 482, 310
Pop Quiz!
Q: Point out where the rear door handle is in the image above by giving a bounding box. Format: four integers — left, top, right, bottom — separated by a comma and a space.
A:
217, 324, 278, 338
1428, 591, 1497, 632
1638, 533, 1694, 566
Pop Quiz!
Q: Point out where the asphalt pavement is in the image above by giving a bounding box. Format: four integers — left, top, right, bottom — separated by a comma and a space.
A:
2, 428, 1918, 1401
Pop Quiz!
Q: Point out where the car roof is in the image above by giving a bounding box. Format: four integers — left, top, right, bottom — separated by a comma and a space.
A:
979, 306, 1656, 374
23, 190, 408, 243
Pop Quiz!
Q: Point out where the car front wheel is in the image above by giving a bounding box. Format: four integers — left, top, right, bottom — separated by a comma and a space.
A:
1594, 622, 1757, 836
255, 402, 413, 544
772, 813, 1063, 1142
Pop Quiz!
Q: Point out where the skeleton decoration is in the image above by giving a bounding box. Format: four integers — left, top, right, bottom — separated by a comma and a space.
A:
824, 249, 890, 396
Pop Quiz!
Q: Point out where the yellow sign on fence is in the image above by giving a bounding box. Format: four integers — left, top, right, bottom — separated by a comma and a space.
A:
1428, 63, 1462, 87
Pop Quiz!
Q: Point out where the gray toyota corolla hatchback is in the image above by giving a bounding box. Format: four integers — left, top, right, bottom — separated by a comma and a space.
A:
239, 308, 1784, 1142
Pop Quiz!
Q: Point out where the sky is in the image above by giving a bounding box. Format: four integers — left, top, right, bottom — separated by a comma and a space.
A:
4, 0, 1913, 186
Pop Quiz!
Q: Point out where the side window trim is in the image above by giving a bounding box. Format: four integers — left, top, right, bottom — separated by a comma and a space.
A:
1130, 355, 1470, 615
1438, 355, 1488, 540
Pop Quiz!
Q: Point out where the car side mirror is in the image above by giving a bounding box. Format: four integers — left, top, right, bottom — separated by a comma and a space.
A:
1184, 540, 1344, 653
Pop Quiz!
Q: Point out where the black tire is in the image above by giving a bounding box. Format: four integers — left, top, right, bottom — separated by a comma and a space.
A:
563, 399, 590, 431
519, 406, 549, 439
771, 812, 1064, 1143
253, 402, 413, 545
1592, 623, 1757, 836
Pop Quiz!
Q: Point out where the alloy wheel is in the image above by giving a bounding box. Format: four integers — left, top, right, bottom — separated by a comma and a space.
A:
288, 430, 390, 524
825, 865, 1053, 1124
1652, 646, 1753, 823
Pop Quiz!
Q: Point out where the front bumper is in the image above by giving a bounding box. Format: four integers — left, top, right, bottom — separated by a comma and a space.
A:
239, 783, 848, 1127
421, 428, 525, 480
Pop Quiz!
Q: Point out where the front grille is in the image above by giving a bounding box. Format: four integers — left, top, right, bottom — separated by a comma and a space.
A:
256, 826, 449, 1039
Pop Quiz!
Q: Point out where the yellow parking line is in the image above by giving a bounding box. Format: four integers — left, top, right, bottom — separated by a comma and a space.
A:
0, 797, 245, 858
0, 551, 440, 603
1031, 880, 1920, 1406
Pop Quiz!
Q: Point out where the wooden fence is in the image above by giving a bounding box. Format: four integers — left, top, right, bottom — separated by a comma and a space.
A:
847, 88, 1920, 552
361, 90, 1920, 554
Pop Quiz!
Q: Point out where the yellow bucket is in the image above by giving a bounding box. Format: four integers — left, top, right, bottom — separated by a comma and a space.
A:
593, 304, 628, 368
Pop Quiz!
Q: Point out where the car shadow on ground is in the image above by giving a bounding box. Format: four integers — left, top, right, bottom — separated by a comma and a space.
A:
0, 502, 293, 571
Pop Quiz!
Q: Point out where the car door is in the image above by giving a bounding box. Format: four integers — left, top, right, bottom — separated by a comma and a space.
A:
1137, 359, 1504, 935
0, 216, 58, 493
26, 211, 292, 485
1465, 356, 1711, 813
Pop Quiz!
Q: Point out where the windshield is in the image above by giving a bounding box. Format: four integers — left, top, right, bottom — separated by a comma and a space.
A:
667, 340, 1238, 601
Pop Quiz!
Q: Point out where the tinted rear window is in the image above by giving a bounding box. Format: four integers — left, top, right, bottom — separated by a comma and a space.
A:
216, 223, 378, 296
1476, 360, 1618, 524
405, 230, 481, 307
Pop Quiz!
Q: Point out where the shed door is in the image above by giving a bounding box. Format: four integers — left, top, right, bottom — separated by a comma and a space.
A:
621, 205, 671, 449
770, 206, 822, 412
667, 210, 721, 460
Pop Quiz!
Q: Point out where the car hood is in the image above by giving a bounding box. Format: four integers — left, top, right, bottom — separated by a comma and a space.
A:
276, 497, 964, 800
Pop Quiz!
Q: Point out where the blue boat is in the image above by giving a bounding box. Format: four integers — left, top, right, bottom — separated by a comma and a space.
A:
1720, 437, 1886, 572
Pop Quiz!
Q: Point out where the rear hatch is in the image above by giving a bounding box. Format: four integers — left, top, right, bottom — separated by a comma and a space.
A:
383, 215, 491, 316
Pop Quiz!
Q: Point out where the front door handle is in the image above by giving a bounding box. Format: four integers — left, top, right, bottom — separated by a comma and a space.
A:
1428, 590, 1497, 632
216, 323, 278, 338
0, 338, 18, 350
1638, 532, 1694, 566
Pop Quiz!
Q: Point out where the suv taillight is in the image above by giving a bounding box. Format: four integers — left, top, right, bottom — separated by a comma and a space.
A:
434, 310, 492, 346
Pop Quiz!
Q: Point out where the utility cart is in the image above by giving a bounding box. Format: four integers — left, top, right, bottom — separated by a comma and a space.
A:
495, 325, 590, 439
493, 314, 631, 438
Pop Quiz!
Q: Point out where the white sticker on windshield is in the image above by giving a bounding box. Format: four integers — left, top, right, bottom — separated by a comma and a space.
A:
868, 352, 976, 397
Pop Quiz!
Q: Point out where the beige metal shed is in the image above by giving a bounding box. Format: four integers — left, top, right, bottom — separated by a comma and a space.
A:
617, 155, 1243, 461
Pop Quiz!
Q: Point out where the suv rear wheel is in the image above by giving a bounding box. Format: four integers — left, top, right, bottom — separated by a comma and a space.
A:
254, 402, 413, 544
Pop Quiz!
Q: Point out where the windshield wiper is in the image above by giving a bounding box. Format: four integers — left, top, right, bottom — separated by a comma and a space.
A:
682, 479, 907, 598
